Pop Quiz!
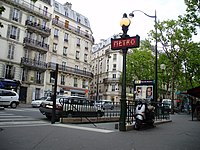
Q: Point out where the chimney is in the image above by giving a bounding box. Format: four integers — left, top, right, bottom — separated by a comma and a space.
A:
63, 2, 72, 9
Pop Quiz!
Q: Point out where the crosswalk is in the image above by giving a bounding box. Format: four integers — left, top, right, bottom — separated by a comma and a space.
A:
0, 110, 50, 128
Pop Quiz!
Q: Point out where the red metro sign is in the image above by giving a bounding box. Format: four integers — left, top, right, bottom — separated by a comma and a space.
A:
111, 35, 140, 50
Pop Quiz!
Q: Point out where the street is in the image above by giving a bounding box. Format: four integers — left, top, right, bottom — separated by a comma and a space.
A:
0, 106, 200, 150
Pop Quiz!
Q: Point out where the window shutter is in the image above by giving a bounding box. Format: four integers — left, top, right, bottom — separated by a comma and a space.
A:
8, 44, 11, 59
17, 28, 20, 40
11, 66, 15, 79
19, 11, 22, 23
7, 25, 10, 38
11, 45, 14, 59
1, 64, 5, 78
9, 8, 13, 20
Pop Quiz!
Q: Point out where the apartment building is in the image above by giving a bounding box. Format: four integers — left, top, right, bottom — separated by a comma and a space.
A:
0, 0, 94, 103
90, 35, 133, 103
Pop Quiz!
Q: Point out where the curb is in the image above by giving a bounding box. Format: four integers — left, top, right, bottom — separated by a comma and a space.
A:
126, 119, 172, 131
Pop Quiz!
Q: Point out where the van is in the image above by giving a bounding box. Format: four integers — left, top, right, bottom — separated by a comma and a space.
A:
0, 89, 19, 108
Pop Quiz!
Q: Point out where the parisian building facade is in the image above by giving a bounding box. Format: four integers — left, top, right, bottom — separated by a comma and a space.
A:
0, 0, 94, 103
91, 35, 134, 103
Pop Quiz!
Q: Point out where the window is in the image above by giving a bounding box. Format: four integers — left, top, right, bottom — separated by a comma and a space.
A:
65, 20, 69, 28
36, 72, 42, 84
74, 78, 78, 87
112, 74, 116, 78
35, 88, 40, 99
54, 28, 59, 38
64, 33, 68, 42
77, 26, 80, 33
83, 67, 86, 73
113, 54, 117, 61
8, 44, 15, 59
9, 25, 19, 40
61, 75, 65, 85
84, 18, 88, 25
62, 62, 66, 71
76, 38, 80, 46
63, 47, 67, 56
22, 69, 28, 81
82, 79, 86, 88
85, 41, 88, 49
53, 43, 57, 52
113, 64, 116, 71
84, 54, 87, 62
76, 51, 80, 60
55, 15, 59, 23
43, 6, 48, 16
12, 8, 20, 22
75, 65, 79, 70
5, 65, 15, 79
112, 85, 115, 91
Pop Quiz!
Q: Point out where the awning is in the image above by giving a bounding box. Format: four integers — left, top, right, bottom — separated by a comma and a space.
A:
187, 86, 200, 98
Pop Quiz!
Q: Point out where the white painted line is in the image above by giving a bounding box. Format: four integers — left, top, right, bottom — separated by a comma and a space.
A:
0, 120, 48, 125
0, 115, 27, 118
0, 123, 49, 128
0, 118, 36, 121
53, 124, 115, 133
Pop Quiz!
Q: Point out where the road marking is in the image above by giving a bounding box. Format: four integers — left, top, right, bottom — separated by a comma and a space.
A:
53, 124, 115, 133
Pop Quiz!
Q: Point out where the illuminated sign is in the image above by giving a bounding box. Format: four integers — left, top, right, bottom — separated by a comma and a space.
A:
111, 35, 140, 50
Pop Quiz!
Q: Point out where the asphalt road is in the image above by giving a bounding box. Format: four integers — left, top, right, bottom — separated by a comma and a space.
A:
0, 107, 200, 150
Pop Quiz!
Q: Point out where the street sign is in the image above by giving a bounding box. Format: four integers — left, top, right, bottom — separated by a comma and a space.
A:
111, 35, 140, 50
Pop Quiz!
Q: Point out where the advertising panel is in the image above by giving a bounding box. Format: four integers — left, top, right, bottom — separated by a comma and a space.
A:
135, 85, 153, 100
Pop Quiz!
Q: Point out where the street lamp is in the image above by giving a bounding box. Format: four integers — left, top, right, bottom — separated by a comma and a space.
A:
119, 13, 131, 131
129, 10, 158, 102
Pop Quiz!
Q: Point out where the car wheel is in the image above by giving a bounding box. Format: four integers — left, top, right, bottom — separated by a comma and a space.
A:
10, 102, 17, 108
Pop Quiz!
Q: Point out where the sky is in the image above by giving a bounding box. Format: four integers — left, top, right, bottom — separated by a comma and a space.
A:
55, 0, 199, 44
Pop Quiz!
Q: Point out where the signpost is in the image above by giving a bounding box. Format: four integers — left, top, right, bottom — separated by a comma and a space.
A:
111, 35, 140, 50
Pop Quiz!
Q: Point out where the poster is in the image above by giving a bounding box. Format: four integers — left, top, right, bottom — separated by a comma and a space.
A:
135, 85, 153, 100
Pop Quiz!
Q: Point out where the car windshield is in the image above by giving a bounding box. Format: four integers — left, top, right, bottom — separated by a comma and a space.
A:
35, 97, 47, 101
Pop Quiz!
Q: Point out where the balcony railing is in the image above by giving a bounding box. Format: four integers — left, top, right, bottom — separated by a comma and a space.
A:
25, 20, 51, 37
48, 62, 93, 78
23, 37, 49, 53
4, 0, 51, 21
21, 57, 47, 70
103, 77, 120, 83
52, 18, 93, 42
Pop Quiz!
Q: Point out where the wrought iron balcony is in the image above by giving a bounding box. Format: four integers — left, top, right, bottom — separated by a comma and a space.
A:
23, 37, 49, 53
52, 18, 94, 42
21, 57, 47, 71
48, 62, 93, 79
4, 0, 51, 21
25, 20, 51, 37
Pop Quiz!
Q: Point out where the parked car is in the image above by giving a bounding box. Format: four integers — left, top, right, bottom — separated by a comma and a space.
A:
0, 89, 19, 108
95, 100, 114, 110
31, 97, 50, 108
39, 96, 104, 120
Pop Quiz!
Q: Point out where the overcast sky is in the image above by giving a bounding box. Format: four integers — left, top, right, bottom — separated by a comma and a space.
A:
55, 0, 199, 43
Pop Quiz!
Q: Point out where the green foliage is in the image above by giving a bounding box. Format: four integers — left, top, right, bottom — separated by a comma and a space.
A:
0, 6, 5, 27
126, 40, 155, 84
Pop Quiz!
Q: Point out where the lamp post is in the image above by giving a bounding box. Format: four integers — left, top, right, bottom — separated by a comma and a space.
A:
119, 13, 131, 131
129, 10, 158, 102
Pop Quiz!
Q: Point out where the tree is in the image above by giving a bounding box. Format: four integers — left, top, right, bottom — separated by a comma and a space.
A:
126, 40, 155, 85
0, 6, 5, 27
